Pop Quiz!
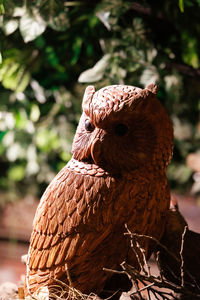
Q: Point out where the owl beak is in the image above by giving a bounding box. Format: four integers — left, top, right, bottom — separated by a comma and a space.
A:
90, 137, 102, 166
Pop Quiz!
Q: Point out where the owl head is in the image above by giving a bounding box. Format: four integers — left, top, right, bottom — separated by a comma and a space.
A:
72, 84, 173, 176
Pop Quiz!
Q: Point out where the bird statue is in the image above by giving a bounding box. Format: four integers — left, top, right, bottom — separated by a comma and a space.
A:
25, 84, 174, 298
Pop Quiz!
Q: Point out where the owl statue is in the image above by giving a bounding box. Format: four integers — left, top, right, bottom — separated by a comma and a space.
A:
25, 84, 174, 297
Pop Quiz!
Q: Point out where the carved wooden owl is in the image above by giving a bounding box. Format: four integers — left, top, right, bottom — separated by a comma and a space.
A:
25, 84, 174, 297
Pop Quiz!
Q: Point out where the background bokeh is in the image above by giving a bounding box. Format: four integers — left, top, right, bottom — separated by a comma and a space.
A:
0, 0, 200, 285
0, 0, 200, 201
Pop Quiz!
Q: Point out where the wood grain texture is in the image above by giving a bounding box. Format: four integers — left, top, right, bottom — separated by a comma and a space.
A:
25, 84, 174, 297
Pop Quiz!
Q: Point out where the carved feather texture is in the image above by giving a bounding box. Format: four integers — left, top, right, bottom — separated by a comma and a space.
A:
25, 84, 174, 296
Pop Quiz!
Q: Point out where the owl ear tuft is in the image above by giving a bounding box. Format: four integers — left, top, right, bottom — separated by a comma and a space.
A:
82, 85, 96, 113
145, 83, 158, 95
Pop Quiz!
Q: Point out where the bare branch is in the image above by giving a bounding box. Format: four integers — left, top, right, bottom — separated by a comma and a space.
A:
180, 226, 187, 287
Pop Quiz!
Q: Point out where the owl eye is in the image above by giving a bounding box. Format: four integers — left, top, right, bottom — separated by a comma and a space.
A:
114, 123, 128, 136
85, 119, 95, 132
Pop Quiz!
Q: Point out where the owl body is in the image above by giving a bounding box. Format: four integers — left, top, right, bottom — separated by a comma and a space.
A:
25, 84, 173, 296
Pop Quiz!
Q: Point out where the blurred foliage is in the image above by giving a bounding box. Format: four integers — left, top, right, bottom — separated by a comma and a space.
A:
0, 0, 200, 198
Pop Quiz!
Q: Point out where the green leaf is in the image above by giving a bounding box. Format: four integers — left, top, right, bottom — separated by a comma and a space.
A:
19, 11, 46, 43
30, 104, 40, 122
60, 151, 71, 162
2, 64, 30, 92
96, 11, 111, 30
45, 46, 59, 67
15, 110, 28, 129
181, 35, 199, 68
36, 129, 60, 152
15, 69, 31, 92
78, 54, 111, 83
0, 48, 32, 92
2, 19, 18, 35
13, 6, 26, 17
71, 37, 83, 65
179, 0, 184, 12
0, 0, 5, 15
8, 165, 25, 181
0, 131, 6, 141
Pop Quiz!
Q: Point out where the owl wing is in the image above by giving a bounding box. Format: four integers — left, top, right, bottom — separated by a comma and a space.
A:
27, 163, 113, 288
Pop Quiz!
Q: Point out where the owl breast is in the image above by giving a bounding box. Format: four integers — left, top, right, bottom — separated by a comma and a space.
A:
26, 158, 119, 294
26, 157, 169, 295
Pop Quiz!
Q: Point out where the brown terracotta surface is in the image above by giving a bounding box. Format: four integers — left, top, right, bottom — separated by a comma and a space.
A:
0, 193, 199, 286
24, 84, 174, 295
